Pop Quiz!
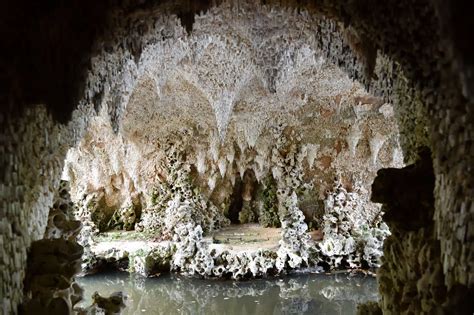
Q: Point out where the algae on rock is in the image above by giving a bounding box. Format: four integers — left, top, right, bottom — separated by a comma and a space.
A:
256, 176, 281, 228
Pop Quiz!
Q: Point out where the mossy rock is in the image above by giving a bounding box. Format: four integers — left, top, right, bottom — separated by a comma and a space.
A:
256, 176, 280, 228
103, 204, 140, 232
238, 201, 257, 224
89, 196, 115, 232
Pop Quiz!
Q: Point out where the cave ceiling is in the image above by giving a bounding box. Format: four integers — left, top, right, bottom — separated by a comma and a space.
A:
118, 3, 394, 148
65, 3, 402, 209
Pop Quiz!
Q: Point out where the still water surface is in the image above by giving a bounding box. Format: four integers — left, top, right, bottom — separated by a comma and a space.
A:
77, 271, 378, 315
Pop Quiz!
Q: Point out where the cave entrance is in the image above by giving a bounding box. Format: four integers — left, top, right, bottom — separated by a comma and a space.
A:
51, 0, 403, 290
214, 169, 282, 249
227, 176, 243, 224
227, 169, 259, 224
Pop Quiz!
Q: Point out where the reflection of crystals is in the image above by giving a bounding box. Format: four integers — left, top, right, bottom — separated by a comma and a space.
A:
77, 273, 379, 315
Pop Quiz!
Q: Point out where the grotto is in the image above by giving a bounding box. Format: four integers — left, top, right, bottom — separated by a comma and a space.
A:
1, 0, 473, 314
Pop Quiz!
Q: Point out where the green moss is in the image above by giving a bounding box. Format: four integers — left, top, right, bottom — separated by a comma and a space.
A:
257, 176, 280, 228
150, 184, 172, 206
89, 196, 115, 232
238, 201, 257, 224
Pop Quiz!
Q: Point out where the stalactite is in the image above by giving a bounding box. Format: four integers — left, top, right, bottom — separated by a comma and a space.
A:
346, 124, 362, 156
218, 157, 227, 178
196, 150, 207, 174
369, 133, 387, 165
305, 143, 319, 169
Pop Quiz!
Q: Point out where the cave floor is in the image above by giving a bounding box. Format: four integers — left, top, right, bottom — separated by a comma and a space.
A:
90, 224, 323, 258
92, 224, 283, 255
92, 231, 166, 258
207, 223, 323, 252
206, 223, 282, 252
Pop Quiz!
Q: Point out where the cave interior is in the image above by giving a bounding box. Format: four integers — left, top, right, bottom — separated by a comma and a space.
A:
1, 0, 473, 314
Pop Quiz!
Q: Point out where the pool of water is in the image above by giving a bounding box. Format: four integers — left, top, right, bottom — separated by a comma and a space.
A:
76, 271, 378, 315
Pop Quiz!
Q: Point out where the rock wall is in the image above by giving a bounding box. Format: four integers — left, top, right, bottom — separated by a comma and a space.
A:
1, 108, 68, 314
307, 1, 474, 313
19, 181, 84, 314
0, 94, 95, 313
370, 148, 473, 314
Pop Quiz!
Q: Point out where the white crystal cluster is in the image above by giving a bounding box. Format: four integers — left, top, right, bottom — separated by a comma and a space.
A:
136, 139, 229, 239
164, 126, 320, 278
269, 123, 316, 271
171, 223, 278, 279
68, 109, 398, 278
318, 179, 390, 268
149, 127, 321, 279
73, 192, 106, 274
129, 244, 174, 277
276, 192, 313, 270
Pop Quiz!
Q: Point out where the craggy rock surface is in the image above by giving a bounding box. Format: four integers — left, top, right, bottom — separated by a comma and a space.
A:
1, 107, 78, 314
20, 239, 84, 314
372, 149, 473, 314
19, 181, 84, 314
1, 0, 473, 314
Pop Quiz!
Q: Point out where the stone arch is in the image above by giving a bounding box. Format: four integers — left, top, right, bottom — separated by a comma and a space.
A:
2, 1, 473, 314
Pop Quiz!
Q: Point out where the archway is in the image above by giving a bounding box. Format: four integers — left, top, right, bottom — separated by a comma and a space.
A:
2, 1, 473, 314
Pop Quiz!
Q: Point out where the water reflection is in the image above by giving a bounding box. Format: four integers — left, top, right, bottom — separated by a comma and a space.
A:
77, 272, 378, 315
